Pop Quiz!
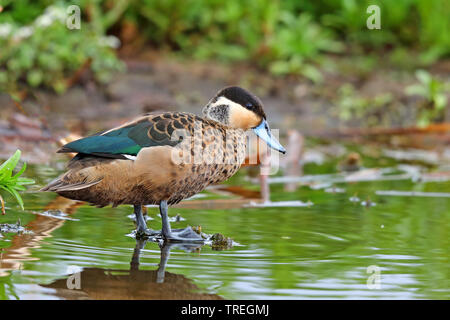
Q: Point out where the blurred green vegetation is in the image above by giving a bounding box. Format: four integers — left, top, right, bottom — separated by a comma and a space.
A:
124, 0, 450, 67
0, 0, 449, 127
0, 1, 124, 94
406, 70, 450, 127
1, 0, 449, 92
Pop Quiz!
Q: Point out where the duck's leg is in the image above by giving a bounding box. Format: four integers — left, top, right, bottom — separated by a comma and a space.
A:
159, 200, 204, 243
134, 205, 158, 239
156, 242, 171, 283
130, 238, 147, 271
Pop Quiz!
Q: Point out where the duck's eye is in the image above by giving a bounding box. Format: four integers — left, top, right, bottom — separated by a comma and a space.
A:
246, 103, 254, 109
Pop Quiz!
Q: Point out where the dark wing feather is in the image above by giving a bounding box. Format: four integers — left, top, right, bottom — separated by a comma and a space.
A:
57, 113, 192, 158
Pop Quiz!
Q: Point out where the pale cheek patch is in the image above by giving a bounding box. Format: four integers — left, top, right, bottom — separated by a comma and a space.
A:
207, 96, 262, 129
229, 104, 261, 129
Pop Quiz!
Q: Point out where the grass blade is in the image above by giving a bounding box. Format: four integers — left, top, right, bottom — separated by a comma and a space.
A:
0, 150, 21, 179
0, 150, 33, 211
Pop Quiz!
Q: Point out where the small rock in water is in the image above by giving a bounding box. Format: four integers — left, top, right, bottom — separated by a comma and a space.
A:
211, 233, 233, 250
189, 227, 235, 249
339, 152, 362, 172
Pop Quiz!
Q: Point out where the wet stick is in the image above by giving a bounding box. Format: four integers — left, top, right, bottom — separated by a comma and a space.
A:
0, 194, 5, 215
260, 144, 271, 203
284, 130, 303, 192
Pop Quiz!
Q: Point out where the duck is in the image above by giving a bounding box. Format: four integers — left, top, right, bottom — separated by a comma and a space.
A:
40, 86, 286, 242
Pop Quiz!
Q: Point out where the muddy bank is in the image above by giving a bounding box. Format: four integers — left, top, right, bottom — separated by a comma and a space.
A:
1, 53, 449, 163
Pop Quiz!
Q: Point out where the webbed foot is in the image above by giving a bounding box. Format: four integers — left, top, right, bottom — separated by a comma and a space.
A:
164, 226, 204, 243
159, 201, 204, 243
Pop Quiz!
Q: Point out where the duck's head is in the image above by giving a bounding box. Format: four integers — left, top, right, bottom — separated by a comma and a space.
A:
203, 86, 286, 154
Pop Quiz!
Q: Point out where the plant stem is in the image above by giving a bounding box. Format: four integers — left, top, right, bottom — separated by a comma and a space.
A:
0, 194, 5, 215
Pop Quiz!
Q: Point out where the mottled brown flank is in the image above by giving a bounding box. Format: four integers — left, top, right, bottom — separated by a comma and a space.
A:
43, 112, 247, 207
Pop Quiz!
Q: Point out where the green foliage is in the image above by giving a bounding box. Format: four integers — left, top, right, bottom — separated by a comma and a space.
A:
335, 83, 395, 125
128, 0, 276, 61
0, 3, 125, 93
0, 0, 449, 92
120, 0, 344, 82
268, 12, 343, 83
315, 0, 450, 58
0, 150, 35, 210
122, 0, 449, 79
405, 70, 450, 127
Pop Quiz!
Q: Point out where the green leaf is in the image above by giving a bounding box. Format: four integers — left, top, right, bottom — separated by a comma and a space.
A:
405, 84, 426, 97
16, 177, 35, 185
416, 70, 431, 85
11, 161, 26, 180
13, 185, 26, 191
0, 149, 33, 211
435, 95, 447, 110
301, 65, 324, 84
8, 186, 24, 210
27, 70, 43, 87
0, 185, 12, 196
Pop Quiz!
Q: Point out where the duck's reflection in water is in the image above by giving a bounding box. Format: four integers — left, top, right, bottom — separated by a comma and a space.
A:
42, 240, 223, 300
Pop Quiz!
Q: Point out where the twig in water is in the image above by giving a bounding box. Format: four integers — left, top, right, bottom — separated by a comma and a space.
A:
0, 194, 5, 215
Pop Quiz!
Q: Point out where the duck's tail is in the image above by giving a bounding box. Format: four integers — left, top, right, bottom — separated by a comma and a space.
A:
40, 177, 102, 192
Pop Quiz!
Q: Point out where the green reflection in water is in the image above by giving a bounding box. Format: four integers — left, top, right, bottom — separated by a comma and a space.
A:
0, 148, 448, 300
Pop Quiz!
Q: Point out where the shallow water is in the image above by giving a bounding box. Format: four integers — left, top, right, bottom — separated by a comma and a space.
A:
0, 145, 449, 300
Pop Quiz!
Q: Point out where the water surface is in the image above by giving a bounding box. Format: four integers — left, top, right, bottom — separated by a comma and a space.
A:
0, 145, 448, 299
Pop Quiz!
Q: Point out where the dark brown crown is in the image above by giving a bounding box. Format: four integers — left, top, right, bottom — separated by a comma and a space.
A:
217, 86, 266, 119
